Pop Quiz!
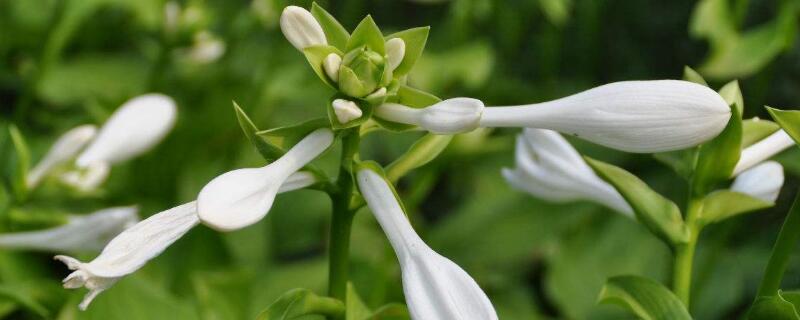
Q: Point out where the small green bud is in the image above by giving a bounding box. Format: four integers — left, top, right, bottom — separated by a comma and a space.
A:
338, 47, 391, 98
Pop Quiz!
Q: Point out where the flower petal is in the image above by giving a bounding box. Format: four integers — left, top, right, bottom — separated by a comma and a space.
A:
374, 98, 484, 134
733, 130, 795, 176
27, 125, 97, 188
731, 161, 784, 203
280, 6, 327, 50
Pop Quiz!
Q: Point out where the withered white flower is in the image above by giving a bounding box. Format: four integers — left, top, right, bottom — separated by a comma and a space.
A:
731, 161, 784, 203
733, 129, 795, 176
280, 6, 327, 51
374, 98, 484, 134
0, 206, 137, 252
197, 129, 334, 231
26, 125, 97, 189
357, 167, 498, 320
502, 128, 634, 217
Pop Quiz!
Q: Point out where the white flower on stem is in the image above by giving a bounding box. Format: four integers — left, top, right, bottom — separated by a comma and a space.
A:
731, 161, 784, 203
280, 6, 327, 51
733, 130, 795, 176
332, 99, 363, 124
357, 168, 498, 320
197, 129, 334, 231
26, 125, 97, 188
0, 206, 137, 252
400, 80, 726, 153
374, 98, 484, 134
385, 38, 406, 71
323, 53, 342, 82
502, 128, 634, 217
54, 170, 315, 310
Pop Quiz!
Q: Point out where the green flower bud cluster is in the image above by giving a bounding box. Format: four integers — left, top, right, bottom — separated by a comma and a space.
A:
337, 47, 393, 98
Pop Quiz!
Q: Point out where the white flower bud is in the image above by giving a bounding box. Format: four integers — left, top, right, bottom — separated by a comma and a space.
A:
385, 38, 406, 71
197, 129, 334, 231
374, 98, 484, 134
323, 53, 342, 82
733, 130, 795, 176
357, 168, 498, 320
332, 99, 363, 124
731, 161, 784, 203
27, 125, 97, 188
480, 80, 731, 153
279, 6, 327, 51
365, 87, 387, 99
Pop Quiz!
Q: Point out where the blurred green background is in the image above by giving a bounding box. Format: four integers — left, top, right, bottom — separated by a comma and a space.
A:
1, 0, 800, 319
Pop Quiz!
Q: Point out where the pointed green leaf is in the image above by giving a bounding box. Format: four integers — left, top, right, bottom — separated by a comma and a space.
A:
303, 45, 344, 89
346, 16, 385, 54
743, 118, 780, 148
256, 288, 344, 320
692, 104, 741, 196
8, 125, 30, 201
598, 275, 691, 320
385, 27, 429, 76
257, 118, 330, 149
586, 157, 689, 246
653, 148, 697, 180
346, 283, 371, 320
767, 107, 800, 145
233, 102, 284, 162
311, 3, 349, 50
719, 80, 744, 115
698, 190, 773, 226
386, 134, 452, 183
683, 66, 708, 86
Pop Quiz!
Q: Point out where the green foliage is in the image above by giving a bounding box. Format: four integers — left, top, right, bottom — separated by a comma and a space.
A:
385, 27, 430, 77
692, 104, 741, 195
8, 125, 30, 202
303, 45, 344, 90
346, 16, 385, 55
697, 190, 772, 226
255, 288, 344, 320
386, 134, 452, 183
311, 3, 350, 51
768, 107, 800, 145
598, 275, 691, 320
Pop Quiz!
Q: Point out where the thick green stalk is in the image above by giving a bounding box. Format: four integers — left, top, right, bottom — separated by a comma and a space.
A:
756, 192, 800, 297
673, 198, 703, 307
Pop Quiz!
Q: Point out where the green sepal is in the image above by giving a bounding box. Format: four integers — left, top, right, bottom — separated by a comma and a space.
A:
653, 148, 697, 180
767, 107, 800, 145
385, 27, 430, 76
303, 45, 344, 90
233, 101, 284, 162
326, 96, 374, 130
310, 2, 349, 50
692, 104, 741, 196
719, 80, 744, 115
257, 118, 330, 150
386, 134, 452, 183
373, 85, 441, 132
683, 66, 708, 86
743, 118, 780, 148
8, 125, 30, 201
346, 15, 385, 54
255, 288, 344, 320
697, 190, 773, 226
749, 293, 800, 320
597, 275, 691, 320
586, 157, 690, 246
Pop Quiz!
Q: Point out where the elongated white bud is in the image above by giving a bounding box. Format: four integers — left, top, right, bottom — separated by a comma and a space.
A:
357, 168, 498, 320
375, 98, 484, 134
332, 99, 363, 124
197, 129, 334, 231
731, 161, 784, 203
280, 6, 327, 51
385, 38, 406, 71
76, 94, 177, 167
733, 130, 795, 176
480, 80, 731, 153
27, 125, 97, 188
323, 53, 342, 82
502, 129, 633, 217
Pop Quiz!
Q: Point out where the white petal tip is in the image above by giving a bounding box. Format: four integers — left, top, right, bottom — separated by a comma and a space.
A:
332, 99, 363, 124
385, 38, 406, 71
280, 6, 327, 50
323, 53, 341, 82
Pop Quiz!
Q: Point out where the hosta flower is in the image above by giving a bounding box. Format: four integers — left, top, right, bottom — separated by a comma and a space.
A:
502, 128, 634, 216
197, 129, 334, 231
731, 161, 784, 202
0, 206, 137, 252
357, 167, 498, 320
26, 125, 97, 188
374, 98, 484, 134
280, 6, 327, 51
338, 47, 392, 98
733, 129, 795, 176
56, 171, 315, 310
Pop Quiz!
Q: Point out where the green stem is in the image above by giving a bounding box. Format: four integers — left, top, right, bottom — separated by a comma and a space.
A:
756, 192, 800, 297
673, 198, 703, 307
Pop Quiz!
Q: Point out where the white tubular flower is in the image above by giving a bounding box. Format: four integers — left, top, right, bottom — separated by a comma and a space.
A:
479, 80, 731, 153
280, 6, 327, 51
733, 130, 795, 176
0, 206, 137, 252
197, 129, 334, 231
385, 38, 406, 71
357, 168, 498, 320
27, 125, 97, 188
332, 99, 363, 124
76, 94, 177, 168
502, 129, 634, 217
731, 161, 784, 203
374, 98, 484, 134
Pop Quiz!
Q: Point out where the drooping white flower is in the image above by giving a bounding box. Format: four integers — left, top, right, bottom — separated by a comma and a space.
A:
374, 98, 484, 134
357, 168, 498, 320
332, 99, 363, 124
385, 38, 406, 71
26, 125, 97, 188
733, 130, 795, 176
388, 80, 724, 153
731, 161, 784, 203
280, 6, 327, 51
502, 129, 634, 217
76, 94, 177, 167
0, 206, 137, 252
197, 129, 334, 231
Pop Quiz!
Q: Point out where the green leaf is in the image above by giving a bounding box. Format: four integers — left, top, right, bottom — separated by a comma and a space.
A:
257, 118, 330, 150
698, 190, 773, 226
653, 149, 697, 180
326, 96, 374, 130
8, 125, 29, 201
767, 107, 800, 145
718, 80, 743, 115
386, 134, 452, 183
743, 118, 780, 148
256, 288, 344, 320
310, 3, 349, 50
303, 45, 344, 89
233, 102, 284, 162
0, 283, 50, 318
385, 27, 429, 76
597, 275, 691, 320
346, 283, 371, 320
585, 157, 690, 246
749, 295, 800, 320
692, 104, 741, 196
346, 16, 385, 54
683, 66, 708, 86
